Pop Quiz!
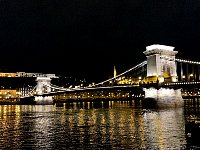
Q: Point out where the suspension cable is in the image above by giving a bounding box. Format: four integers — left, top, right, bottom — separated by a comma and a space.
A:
176, 58, 200, 65
94, 61, 147, 86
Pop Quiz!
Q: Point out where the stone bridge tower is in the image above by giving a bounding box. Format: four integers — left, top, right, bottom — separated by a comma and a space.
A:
143, 44, 178, 83
36, 77, 52, 95
34, 74, 58, 104
143, 44, 183, 108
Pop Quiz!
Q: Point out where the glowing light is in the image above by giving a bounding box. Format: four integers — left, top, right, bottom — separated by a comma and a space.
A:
146, 44, 174, 51
158, 77, 164, 83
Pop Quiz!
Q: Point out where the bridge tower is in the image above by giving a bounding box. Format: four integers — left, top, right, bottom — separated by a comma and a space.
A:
143, 44, 183, 108
36, 77, 51, 94
143, 44, 178, 83
35, 76, 53, 104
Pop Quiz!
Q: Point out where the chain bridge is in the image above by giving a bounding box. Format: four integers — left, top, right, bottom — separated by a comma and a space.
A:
20, 44, 200, 107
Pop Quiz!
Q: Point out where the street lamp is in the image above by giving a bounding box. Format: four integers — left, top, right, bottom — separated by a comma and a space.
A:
138, 76, 142, 84
182, 75, 185, 81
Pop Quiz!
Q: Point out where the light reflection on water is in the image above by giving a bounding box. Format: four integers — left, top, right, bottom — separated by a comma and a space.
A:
0, 100, 199, 149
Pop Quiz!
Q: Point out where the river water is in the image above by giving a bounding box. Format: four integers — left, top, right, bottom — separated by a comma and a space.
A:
0, 99, 199, 149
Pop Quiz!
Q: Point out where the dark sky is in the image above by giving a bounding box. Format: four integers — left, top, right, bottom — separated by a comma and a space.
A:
0, 0, 200, 82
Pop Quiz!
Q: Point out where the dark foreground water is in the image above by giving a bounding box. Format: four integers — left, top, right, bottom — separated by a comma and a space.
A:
0, 99, 199, 150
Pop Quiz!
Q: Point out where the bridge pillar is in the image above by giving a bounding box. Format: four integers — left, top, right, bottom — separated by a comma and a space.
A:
35, 77, 53, 104
36, 77, 51, 94
143, 44, 178, 83
143, 87, 184, 108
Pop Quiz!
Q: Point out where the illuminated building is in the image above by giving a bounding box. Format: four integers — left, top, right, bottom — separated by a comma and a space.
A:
0, 73, 16, 77
0, 90, 18, 99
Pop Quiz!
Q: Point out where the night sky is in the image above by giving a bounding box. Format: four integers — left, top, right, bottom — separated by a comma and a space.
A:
0, 1, 200, 83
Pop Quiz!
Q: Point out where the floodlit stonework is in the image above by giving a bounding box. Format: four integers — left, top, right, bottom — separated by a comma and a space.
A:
143, 87, 184, 108
143, 44, 178, 83
35, 77, 53, 104
34, 96, 53, 105
143, 44, 183, 108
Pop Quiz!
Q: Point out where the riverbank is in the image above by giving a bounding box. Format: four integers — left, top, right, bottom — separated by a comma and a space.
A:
0, 96, 199, 105
0, 98, 36, 105
53, 97, 141, 103
0, 97, 140, 105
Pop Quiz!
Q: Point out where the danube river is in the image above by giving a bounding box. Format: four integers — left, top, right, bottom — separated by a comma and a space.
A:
0, 99, 199, 149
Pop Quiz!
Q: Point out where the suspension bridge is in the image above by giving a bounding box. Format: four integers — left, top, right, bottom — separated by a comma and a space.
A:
19, 44, 200, 106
